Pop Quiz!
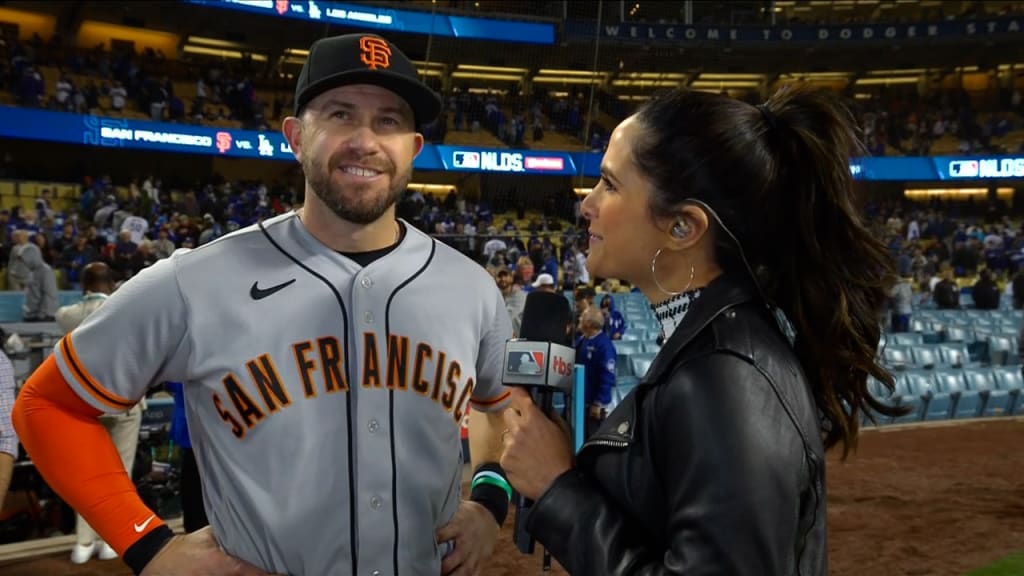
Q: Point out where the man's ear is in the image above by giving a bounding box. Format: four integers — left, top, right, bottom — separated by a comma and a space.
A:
282, 116, 304, 163
412, 132, 424, 158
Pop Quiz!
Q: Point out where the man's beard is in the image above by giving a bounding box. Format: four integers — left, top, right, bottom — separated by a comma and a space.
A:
303, 150, 411, 225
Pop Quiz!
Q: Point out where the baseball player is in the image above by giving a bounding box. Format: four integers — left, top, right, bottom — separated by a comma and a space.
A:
13, 33, 513, 576
55, 262, 145, 565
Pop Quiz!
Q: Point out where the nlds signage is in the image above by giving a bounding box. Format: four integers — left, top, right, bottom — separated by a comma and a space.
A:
947, 158, 1024, 179
452, 150, 525, 173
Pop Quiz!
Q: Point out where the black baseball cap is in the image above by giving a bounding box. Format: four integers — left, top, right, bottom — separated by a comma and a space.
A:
293, 33, 441, 126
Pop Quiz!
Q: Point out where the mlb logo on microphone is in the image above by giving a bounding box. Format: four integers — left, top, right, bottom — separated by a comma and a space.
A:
507, 350, 545, 376
452, 151, 480, 169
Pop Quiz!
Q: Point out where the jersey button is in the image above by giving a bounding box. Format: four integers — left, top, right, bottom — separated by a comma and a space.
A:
361, 276, 373, 289
368, 419, 380, 433
370, 495, 382, 510
363, 311, 374, 324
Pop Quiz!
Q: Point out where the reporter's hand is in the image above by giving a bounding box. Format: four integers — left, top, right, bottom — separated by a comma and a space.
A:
500, 388, 574, 501
140, 526, 279, 576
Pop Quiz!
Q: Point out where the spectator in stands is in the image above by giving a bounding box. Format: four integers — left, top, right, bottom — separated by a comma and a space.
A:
495, 268, 526, 337
22, 243, 58, 322
889, 277, 914, 332
500, 86, 901, 575
514, 255, 535, 293
971, 268, 1001, 310
600, 296, 626, 340
151, 227, 176, 260
934, 267, 961, 309
574, 307, 616, 438
0, 345, 16, 512
7, 229, 31, 291
60, 234, 97, 290
532, 272, 557, 293
1012, 269, 1024, 310
55, 262, 143, 564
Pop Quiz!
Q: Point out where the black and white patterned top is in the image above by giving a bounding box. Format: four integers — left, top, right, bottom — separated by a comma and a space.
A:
651, 288, 702, 341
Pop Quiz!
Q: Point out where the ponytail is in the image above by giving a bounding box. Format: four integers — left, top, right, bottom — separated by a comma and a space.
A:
756, 86, 904, 457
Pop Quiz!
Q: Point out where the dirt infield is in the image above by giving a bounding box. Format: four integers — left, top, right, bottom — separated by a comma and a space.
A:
1, 419, 1021, 576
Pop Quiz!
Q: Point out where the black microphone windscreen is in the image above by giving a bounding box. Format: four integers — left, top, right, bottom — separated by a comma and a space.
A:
519, 291, 573, 345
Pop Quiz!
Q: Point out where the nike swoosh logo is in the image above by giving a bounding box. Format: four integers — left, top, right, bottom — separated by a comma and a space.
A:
250, 279, 296, 300
134, 515, 156, 533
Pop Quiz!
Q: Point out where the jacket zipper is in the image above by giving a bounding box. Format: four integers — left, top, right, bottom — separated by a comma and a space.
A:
583, 439, 629, 449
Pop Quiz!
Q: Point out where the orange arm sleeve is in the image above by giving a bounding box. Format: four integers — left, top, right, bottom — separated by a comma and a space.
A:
11, 355, 167, 555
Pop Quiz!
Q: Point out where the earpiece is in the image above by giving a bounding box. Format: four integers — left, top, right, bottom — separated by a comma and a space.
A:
671, 221, 689, 239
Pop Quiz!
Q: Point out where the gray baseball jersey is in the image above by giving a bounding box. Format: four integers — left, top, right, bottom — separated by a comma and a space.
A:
52, 212, 513, 576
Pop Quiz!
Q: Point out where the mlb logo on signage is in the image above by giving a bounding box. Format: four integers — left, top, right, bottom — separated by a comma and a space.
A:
507, 350, 545, 376
453, 151, 480, 169
948, 160, 979, 178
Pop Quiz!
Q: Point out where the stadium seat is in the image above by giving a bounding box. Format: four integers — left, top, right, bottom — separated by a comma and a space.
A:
620, 332, 642, 342
614, 341, 642, 356
898, 370, 942, 420
615, 353, 635, 378
962, 368, 1009, 417
934, 369, 982, 419
889, 333, 923, 346
641, 341, 661, 354
910, 345, 940, 369
863, 376, 896, 425
943, 326, 970, 343
893, 371, 930, 422
991, 367, 1023, 416
987, 335, 1018, 365
882, 345, 913, 370
630, 354, 657, 379
935, 343, 974, 369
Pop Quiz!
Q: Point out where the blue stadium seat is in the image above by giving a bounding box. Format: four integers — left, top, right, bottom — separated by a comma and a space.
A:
881, 345, 913, 370
629, 328, 649, 341
863, 376, 897, 425
610, 377, 639, 410
900, 370, 944, 420
615, 353, 634, 378
991, 367, 1023, 416
889, 333, 923, 346
962, 368, 1010, 417
630, 354, 657, 379
640, 341, 661, 354
933, 369, 982, 419
935, 343, 976, 369
987, 335, 1018, 365
614, 341, 642, 356
620, 332, 642, 342
886, 371, 924, 422
910, 345, 940, 369
942, 326, 970, 343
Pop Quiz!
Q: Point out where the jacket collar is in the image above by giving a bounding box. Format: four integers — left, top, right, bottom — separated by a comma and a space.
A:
640, 274, 758, 386
581, 275, 762, 452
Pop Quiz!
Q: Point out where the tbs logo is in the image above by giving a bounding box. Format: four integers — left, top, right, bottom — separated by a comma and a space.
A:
552, 355, 573, 377
452, 151, 480, 169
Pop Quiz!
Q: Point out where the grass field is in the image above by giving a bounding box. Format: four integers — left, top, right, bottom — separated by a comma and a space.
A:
966, 552, 1024, 575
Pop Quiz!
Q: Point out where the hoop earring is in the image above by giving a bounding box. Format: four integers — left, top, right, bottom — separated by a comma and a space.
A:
650, 248, 695, 297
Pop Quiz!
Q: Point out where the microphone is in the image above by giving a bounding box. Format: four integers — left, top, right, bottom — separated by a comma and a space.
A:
502, 290, 575, 555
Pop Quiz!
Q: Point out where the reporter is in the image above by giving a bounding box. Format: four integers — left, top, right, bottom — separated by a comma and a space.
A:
501, 85, 902, 575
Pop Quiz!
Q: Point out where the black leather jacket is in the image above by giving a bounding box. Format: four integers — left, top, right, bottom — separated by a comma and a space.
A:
527, 276, 827, 575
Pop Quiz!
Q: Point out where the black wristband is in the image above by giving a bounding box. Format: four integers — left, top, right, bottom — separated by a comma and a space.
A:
470, 463, 511, 527
124, 524, 175, 575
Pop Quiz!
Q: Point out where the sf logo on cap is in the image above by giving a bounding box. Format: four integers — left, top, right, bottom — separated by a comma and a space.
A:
359, 36, 391, 70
